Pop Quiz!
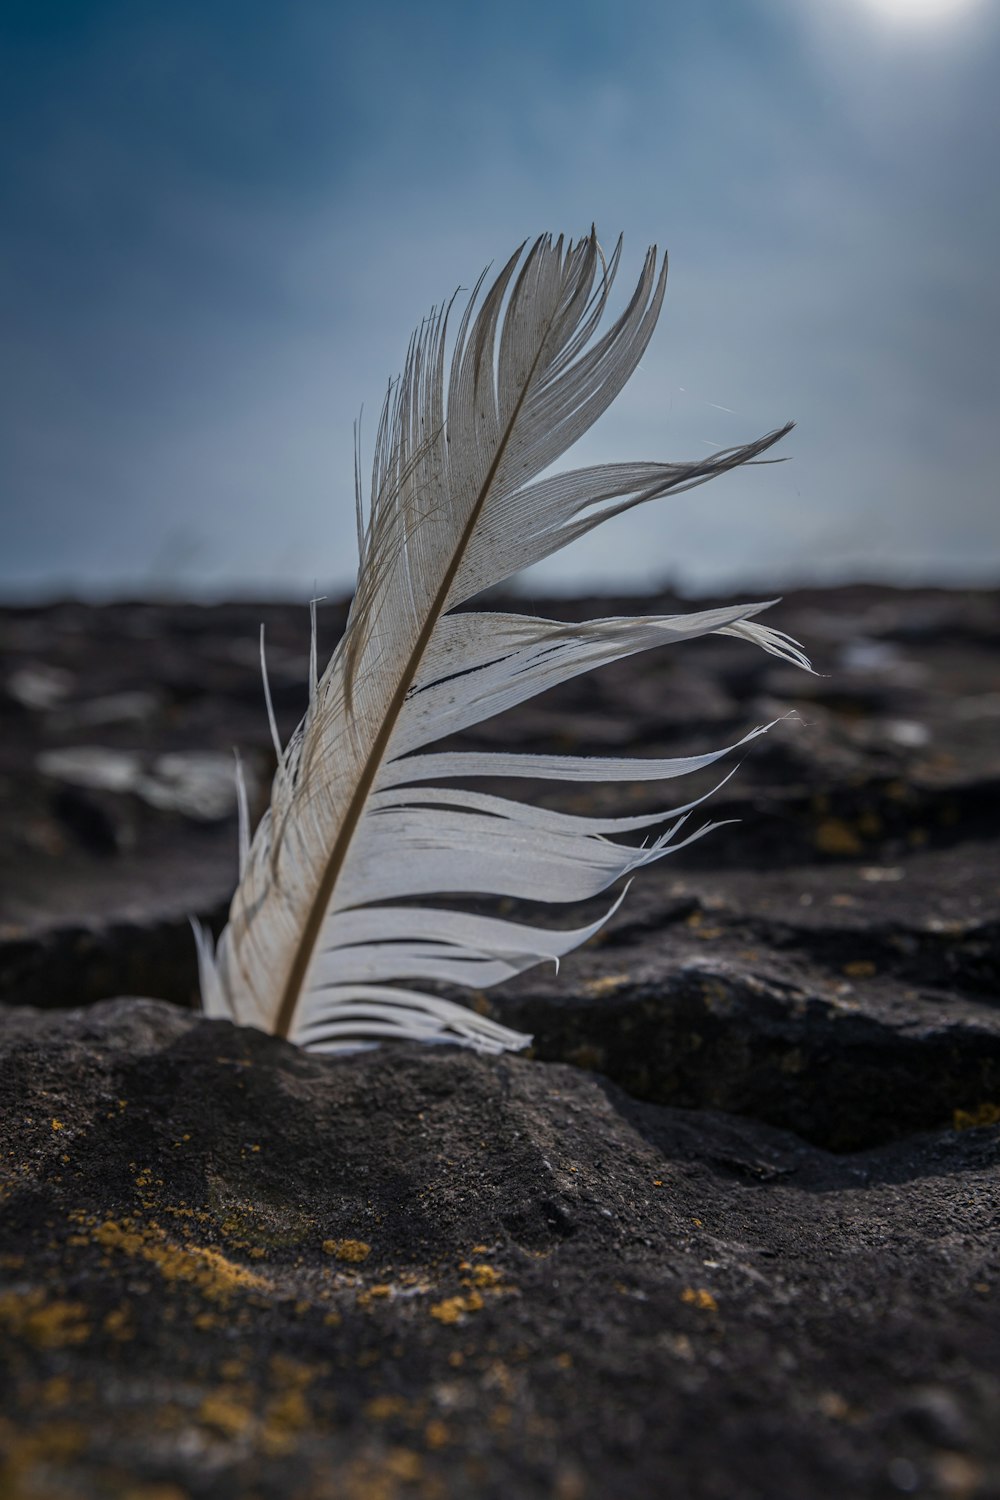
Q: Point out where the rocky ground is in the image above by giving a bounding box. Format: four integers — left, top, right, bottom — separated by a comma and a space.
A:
1, 583, 998, 1498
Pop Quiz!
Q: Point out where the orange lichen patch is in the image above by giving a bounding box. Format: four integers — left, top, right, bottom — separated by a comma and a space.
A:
842, 960, 876, 979
582, 973, 630, 997
323, 1238, 371, 1263
213, 1197, 310, 1251
429, 1291, 484, 1324
681, 1287, 718, 1312
424, 1417, 449, 1449
102, 1305, 133, 1340
814, 819, 864, 856
90, 1217, 273, 1302
0, 1289, 90, 1348
0, 1419, 87, 1489
384, 1447, 424, 1483
199, 1390, 255, 1440
160, 1204, 213, 1224
365, 1394, 411, 1422
51, 1119, 64, 1131
197, 1363, 320, 1454
227, 1356, 321, 1456
270, 1353, 321, 1385
953, 1102, 1000, 1131
357, 1284, 394, 1309
260, 1389, 310, 1456
463, 1263, 502, 1290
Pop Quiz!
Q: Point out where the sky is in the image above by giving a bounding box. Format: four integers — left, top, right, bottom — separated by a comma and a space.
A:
1, 0, 998, 600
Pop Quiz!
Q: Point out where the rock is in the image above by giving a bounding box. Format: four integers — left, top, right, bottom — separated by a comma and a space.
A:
0, 599, 332, 1002
492, 952, 1000, 1152
1, 998, 998, 1500
488, 840, 1000, 1149
2, 590, 1000, 1120
2, 584, 999, 1492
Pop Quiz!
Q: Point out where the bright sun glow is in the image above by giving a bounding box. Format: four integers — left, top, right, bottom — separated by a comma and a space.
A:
859, 0, 982, 22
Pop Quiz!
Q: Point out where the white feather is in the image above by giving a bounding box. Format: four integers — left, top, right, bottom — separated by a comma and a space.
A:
200, 232, 808, 1051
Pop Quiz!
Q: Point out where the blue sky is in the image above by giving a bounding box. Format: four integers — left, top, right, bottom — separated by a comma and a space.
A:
2, 0, 998, 598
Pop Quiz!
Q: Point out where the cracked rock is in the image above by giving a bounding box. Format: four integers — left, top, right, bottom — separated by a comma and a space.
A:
1, 1000, 998, 1500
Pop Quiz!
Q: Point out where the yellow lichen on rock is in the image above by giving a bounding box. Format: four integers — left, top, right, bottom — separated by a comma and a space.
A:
199, 1390, 255, 1440
464, 1262, 502, 1289
842, 960, 876, 979
681, 1287, 718, 1312
583, 973, 630, 997
0, 1418, 87, 1493
90, 1217, 273, 1301
0, 1289, 90, 1348
357, 1284, 393, 1309
953, 1102, 1000, 1131
430, 1292, 484, 1324
323, 1237, 371, 1263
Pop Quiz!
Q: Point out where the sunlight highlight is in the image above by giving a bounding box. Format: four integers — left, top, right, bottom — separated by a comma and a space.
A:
859, 0, 983, 23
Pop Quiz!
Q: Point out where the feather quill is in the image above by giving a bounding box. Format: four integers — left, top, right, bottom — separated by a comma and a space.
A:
196, 232, 808, 1053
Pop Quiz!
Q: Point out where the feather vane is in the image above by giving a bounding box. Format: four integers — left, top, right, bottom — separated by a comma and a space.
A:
197, 232, 807, 1052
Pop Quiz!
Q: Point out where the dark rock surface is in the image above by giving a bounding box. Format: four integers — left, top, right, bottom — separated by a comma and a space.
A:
1, 584, 999, 1495
2, 999, 998, 1500
3, 585, 997, 1141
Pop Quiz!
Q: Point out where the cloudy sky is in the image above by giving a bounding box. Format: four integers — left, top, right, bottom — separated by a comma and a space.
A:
2, 0, 997, 599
